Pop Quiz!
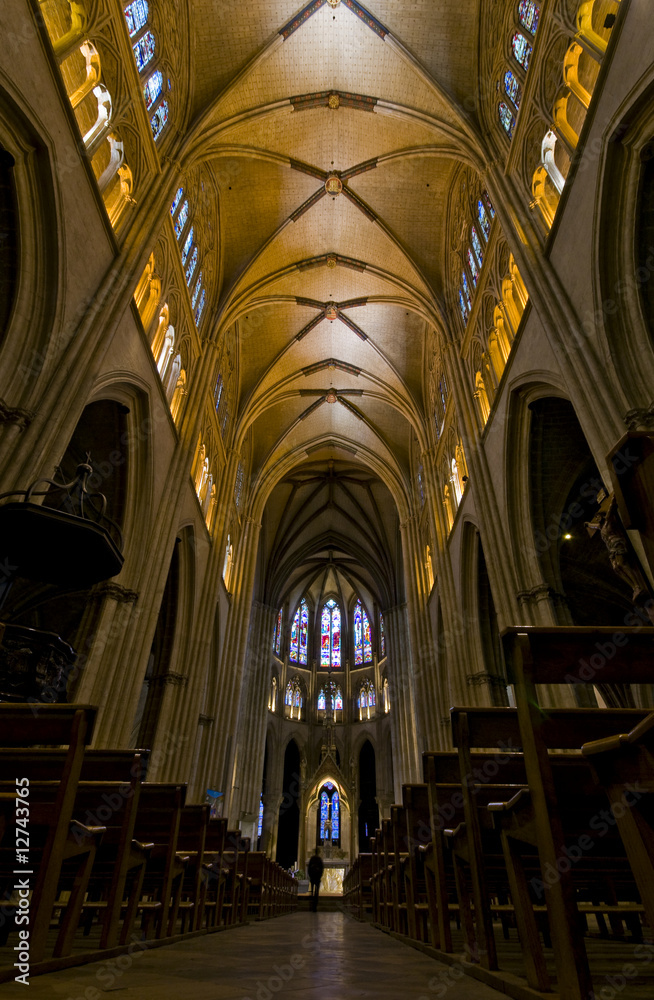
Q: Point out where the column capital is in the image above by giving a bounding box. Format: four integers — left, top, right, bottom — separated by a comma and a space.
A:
91, 582, 139, 604
0, 399, 34, 431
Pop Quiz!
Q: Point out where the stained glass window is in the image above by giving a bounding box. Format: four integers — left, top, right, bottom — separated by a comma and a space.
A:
182, 227, 194, 265
334, 687, 343, 711
358, 680, 376, 719
467, 248, 480, 287
274, 609, 282, 655
290, 599, 308, 664
285, 678, 303, 715
320, 599, 341, 668
499, 101, 516, 139
519, 0, 540, 34
124, 0, 148, 37
504, 69, 522, 110
512, 32, 532, 71
459, 290, 468, 322
285, 681, 293, 705
143, 70, 163, 111
234, 462, 244, 510
194, 288, 206, 326
170, 187, 183, 217
192, 273, 203, 310
174, 201, 189, 238
483, 190, 496, 219
133, 30, 155, 71
462, 272, 472, 312
258, 797, 264, 838
214, 372, 223, 411
317, 687, 326, 711
185, 246, 198, 286
320, 790, 329, 839
353, 600, 373, 664
438, 376, 448, 415
477, 199, 491, 241
332, 789, 340, 840
150, 100, 168, 141
471, 227, 484, 269
379, 613, 386, 657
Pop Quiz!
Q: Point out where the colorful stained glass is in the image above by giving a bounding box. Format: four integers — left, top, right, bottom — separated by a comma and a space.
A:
379, 613, 386, 657
170, 187, 183, 217
459, 290, 468, 322
504, 69, 522, 110
499, 101, 516, 138
290, 600, 308, 662
124, 0, 148, 37
318, 688, 326, 711
320, 791, 329, 839
467, 247, 480, 287
174, 200, 188, 238
274, 609, 282, 655
293, 688, 301, 709
519, 0, 540, 34
143, 70, 163, 110
462, 273, 472, 312
191, 273, 203, 309
150, 100, 168, 141
368, 684, 376, 707
471, 227, 484, 269
334, 687, 343, 711
320, 599, 341, 667
181, 227, 194, 264
214, 372, 223, 410
133, 30, 155, 71
477, 198, 491, 241
332, 790, 340, 840
512, 32, 532, 71
483, 189, 496, 219
185, 246, 198, 286
354, 602, 363, 665
257, 797, 264, 839
285, 681, 293, 706
194, 288, 206, 326
234, 462, 244, 509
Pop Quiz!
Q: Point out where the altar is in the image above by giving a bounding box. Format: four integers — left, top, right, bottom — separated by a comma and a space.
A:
319, 860, 347, 895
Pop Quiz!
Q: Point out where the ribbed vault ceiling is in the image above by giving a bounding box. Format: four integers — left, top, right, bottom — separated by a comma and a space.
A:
181, 0, 484, 601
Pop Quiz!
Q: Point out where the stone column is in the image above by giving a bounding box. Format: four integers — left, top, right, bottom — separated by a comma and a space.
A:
204, 515, 262, 823
229, 600, 277, 836
384, 601, 421, 800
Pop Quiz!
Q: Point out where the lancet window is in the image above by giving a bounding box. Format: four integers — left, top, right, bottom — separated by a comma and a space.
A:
320, 599, 341, 668
285, 677, 303, 720
358, 680, 376, 721
353, 600, 373, 665
169, 187, 207, 329
123, 3, 170, 143
273, 609, 282, 655
289, 599, 309, 665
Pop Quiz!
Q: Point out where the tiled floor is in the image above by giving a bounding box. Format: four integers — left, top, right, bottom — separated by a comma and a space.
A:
7, 912, 505, 1000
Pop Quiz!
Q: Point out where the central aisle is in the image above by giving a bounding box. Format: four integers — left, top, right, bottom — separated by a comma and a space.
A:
18, 912, 506, 999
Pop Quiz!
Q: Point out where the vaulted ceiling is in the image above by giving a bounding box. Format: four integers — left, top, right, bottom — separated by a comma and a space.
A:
181, 0, 485, 603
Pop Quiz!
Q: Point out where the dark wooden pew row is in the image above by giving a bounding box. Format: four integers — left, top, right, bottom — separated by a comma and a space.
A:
500, 625, 654, 1000
0, 705, 101, 969
131, 782, 188, 938
343, 854, 373, 920
0, 747, 151, 951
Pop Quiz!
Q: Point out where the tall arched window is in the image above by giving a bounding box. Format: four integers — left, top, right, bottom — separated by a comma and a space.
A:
383, 676, 390, 713
273, 608, 282, 655
353, 600, 373, 665
234, 462, 245, 511
358, 680, 376, 721
319, 782, 340, 843
320, 599, 341, 668
504, 69, 522, 111
269, 675, 277, 712
477, 198, 491, 241
379, 612, 386, 657
290, 599, 309, 664
124, 4, 170, 143
317, 684, 343, 713
518, 0, 540, 34
169, 188, 207, 329
285, 677, 303, 720
499, 101, 516, 138
512, 32, 532, 71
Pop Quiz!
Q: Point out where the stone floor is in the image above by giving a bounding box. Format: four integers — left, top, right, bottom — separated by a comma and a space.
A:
5, 912, 505, 1000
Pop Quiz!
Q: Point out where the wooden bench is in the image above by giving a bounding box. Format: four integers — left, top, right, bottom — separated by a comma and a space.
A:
0, 704, 101, 967
131, 782, 188, 938
501, 625, 654, 1000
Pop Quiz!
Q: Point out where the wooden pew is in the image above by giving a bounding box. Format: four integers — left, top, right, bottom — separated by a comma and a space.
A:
0, 748, 151, 950
200, 817, 227, 928
0, 704, 100, 965
131, 782, 188, 938
402, 784, 432, 942
176, 804, 210, 932
582, 711, 654, 935
501, 625, 654, 1000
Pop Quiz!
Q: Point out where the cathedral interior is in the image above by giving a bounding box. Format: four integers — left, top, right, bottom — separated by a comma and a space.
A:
2, 0, 654, 996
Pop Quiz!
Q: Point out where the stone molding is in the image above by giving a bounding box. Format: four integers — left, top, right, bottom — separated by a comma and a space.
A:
91, 582, 139, 604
